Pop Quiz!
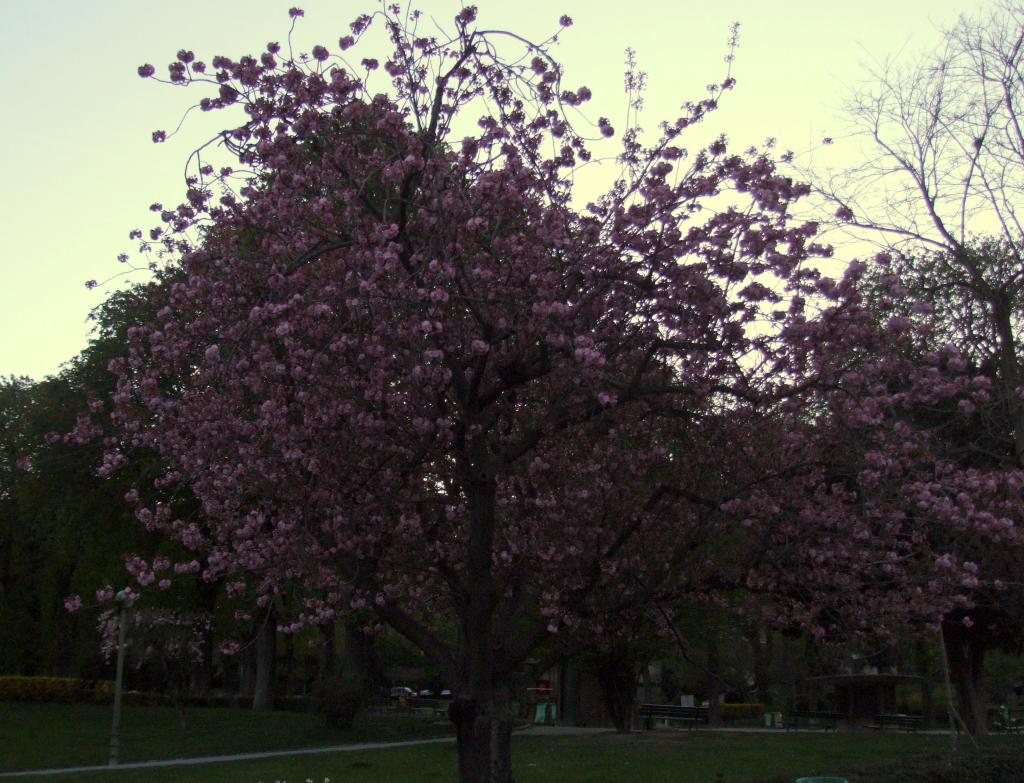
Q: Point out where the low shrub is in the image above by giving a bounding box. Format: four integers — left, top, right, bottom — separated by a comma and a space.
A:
314, 677, 367, 729
849, 747, 1024, 783
761, 747, 1024, 783
123, 690, 173, 707
276, 695, 313, 712
194, 693, 233, 708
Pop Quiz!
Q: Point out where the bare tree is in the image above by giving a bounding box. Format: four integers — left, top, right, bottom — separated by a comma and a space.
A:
813, 1, 1023, 258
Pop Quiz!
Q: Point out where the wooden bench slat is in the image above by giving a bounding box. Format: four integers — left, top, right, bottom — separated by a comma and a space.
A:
869, 713, 922, 732
638, 703, 709, 730
785, 710, 839, 731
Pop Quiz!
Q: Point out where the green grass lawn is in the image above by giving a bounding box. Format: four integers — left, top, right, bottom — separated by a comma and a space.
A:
0, 701, 453, 772
2, 709, 1019, 783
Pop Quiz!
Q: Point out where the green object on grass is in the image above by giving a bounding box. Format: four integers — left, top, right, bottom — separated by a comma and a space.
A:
533, 701, 557, 724
763, 711, 783, 727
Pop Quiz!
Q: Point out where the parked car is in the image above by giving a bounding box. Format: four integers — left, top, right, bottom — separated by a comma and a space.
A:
418, 688, 434, 697
390, 686, 415, 699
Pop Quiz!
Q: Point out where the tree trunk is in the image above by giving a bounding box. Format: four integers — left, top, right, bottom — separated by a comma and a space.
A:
448, 471, 517, 782
942, 620, 988, 735
320, 621, 337, 678
921, 677, 935, 730
749, 625, 773, 706
173, 657, 189, 733
449, 693, 516, 783
190, 631, 215, 696
342, 619, 387, 690
594, 649, 638, 733
252, 604, 277, 712
707, 633, 722, 727
190, 582, 219, 696
283, 632, 296, 697
238, 644, 255, 702
308, 619, 385, 727
52, 566, 76, 676
991, 298, 1024, 466
914, 639, 935, 729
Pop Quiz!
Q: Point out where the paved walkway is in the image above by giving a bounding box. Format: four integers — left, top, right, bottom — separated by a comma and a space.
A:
0, 726, 611, 779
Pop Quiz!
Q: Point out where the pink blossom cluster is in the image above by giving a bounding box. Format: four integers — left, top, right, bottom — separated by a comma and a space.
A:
728, 259, 1024, 641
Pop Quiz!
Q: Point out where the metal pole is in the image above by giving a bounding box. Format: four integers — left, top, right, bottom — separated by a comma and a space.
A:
108, 603, 128, 766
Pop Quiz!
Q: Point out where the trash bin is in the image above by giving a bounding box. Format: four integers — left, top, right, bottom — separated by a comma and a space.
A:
763, 712, 773, 727
773, 711, 783, 727
533, 701, 557, 724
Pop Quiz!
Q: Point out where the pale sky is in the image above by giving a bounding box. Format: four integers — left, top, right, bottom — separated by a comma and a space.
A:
0, 0, 988, 380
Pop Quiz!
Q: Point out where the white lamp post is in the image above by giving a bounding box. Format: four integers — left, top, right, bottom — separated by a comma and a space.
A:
108, 590, 132, 766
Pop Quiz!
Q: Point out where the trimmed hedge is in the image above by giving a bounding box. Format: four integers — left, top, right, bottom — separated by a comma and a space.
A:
721, 702, 767, 720
0, 677, 183, 707
0, 677, 318, 710
0, 676, 115, 704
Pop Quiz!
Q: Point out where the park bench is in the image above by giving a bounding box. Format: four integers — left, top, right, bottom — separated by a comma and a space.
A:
638, 703, 709, 730
992, 707, 1024, 733
784, 710, 839, 731
408, 697, 448, 717
869, 713, 922, 732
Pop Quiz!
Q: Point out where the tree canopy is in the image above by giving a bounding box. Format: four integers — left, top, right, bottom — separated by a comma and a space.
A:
80, 5, 847, 779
